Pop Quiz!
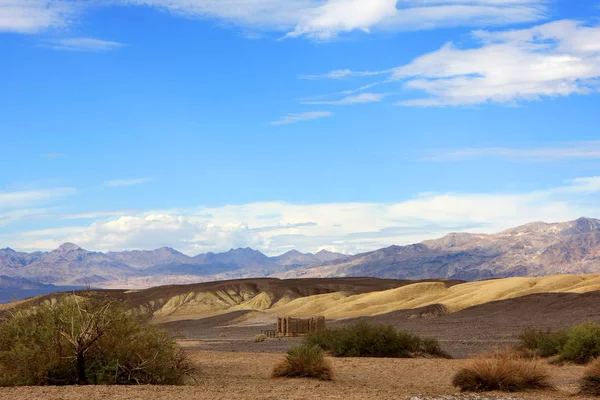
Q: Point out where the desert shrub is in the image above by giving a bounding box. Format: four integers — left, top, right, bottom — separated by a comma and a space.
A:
516, 328, 568, 358
452, 349, 552, 392
580, 358, 600, 395
560, 321, 600, 364
0, 295, 193, 386
304, 322, 449, 358
254, 334, 267, 343
272, 344, 332, 380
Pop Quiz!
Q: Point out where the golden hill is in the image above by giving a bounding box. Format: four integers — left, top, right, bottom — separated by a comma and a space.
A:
4, 275, 600, 324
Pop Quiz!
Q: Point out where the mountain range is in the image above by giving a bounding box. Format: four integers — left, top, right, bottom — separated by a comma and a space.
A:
0, 244, 347, 288
1, 217, 599, 293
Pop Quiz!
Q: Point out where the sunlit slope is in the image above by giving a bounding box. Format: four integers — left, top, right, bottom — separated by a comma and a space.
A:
265, 274, 600, 319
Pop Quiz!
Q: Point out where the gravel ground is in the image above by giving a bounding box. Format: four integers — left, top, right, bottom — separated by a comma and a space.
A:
0, 350, 592, 400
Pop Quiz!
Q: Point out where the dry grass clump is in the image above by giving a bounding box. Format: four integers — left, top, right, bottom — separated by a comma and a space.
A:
452, 349, 552, 392
254, 334, 267, 343
272, 344, 333, 381
580, 358, 600, 395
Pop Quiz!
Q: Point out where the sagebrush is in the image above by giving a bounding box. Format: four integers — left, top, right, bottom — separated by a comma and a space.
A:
517, 322, 600, 364
254, 334, 267, 342
516, 328, 568, 358
272, 344, 332, 380
0, 295, 193, 386
304, 322, 450, 358
452, 349, 552, 392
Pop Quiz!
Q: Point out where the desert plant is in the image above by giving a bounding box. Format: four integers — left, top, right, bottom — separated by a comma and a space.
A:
0, 295, 193, 386
580, 358, 600, 395
560, 321, 600, 364
452, 349, 552, 392
304, 322, 449, 358
516, 328, 568, 358
254, 334, 267, 342
272, 344, 332, 380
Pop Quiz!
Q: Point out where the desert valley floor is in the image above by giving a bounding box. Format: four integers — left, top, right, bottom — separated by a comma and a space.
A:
0, 350, 593, 400
3, 275, 600, 399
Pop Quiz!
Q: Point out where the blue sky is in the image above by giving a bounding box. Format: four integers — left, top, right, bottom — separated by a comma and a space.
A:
1, 0, 599, 255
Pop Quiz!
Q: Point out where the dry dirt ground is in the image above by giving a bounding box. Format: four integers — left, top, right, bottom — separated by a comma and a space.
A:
0, 350, 594, 400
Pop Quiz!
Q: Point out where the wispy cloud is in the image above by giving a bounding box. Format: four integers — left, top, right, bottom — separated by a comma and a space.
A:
270, 111, 333, 125
304, 20, 600, 107
300, 69, 388, 80
3, 0, 550, 40
4, 176, 600, 255
425, 141, 600, 162
0, 188, 77, 209
120, 0, 548, 40
104, 178, 152, 188
301, 92, 387, 106
45, 38, 126, 52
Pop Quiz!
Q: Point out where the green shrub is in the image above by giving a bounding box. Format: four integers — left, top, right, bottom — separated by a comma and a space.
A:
516, 328, 568, 358
304, 322, 449, 358
272, 344, 332, 380
453, 349, 552, 392
560, 321, 600, 364
0, 295, 193, 386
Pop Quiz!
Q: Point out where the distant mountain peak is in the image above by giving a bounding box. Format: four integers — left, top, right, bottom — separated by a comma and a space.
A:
56, 243, 82, 252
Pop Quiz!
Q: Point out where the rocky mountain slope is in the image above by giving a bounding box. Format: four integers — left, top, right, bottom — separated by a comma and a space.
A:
1, 217, 599, 288
277, 217, 600, 280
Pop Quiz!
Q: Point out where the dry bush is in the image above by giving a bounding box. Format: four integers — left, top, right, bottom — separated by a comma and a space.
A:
272, 344, 332, 381
254, 334, 267, 343
452, 349, 553, 392
580, 358, 600, 395
0, 295, 193, 386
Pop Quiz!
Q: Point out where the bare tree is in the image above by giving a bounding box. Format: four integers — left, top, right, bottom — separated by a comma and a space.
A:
58, 297, 114, 385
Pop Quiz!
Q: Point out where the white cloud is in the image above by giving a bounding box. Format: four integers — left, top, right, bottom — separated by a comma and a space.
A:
307, 20, 600, 106
301, 92, 387, 105
46, 38, 126, 52
104, 178, 152, 188
426, 141, 600, 161
270, 111, 333, 125
122, 0, 548, 40
4, 176, 600, 255
394, 20, 600, 106
0, 188, 77, 209
0, 0, 75, 33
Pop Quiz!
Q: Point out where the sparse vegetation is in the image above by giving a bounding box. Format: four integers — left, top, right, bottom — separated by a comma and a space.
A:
254, 334, 267, 342
304, 322, 450, 358
516, 327, 568, 358
0, 295, 193, 386
516, 322, 600, 363
452, 349, 552, 392
272, 344, 332, 380
580, 358, 600, 395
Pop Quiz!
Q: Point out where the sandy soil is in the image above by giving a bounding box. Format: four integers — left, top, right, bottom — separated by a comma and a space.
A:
0, 350, 593, 400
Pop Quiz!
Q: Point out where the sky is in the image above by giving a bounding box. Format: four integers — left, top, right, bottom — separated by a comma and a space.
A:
1, 0, 599, 256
